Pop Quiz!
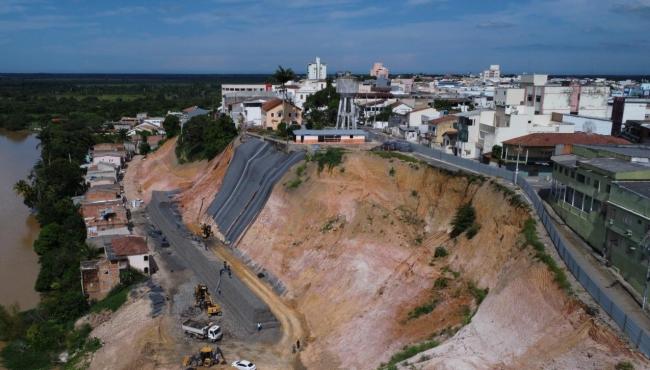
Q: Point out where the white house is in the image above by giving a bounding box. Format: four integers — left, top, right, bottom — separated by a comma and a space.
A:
143, 117, 164, 128
391, 102, 413, 115
555, 113, 612, 136
105, 236, 151, 275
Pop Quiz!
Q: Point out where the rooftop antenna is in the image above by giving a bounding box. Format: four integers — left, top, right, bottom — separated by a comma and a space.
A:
336, 72, 359, 130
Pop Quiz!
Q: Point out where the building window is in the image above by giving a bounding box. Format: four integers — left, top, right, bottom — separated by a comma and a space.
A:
577, 173, 585, 183
271, 113, 274, 117
144, 255, 148, 261
623, 215, 631, 225
527, 95, 533, 102
592, 199, 601, 213
535, 96, 541, 102
593, 179, 599, 190
606, 184, 611, 193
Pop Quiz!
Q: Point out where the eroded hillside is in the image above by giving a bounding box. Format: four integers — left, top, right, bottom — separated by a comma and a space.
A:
234, 151, 645, 370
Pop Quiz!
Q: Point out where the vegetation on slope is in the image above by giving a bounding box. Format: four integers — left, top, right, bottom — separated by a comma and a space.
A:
450, 203, 477, 238
175, 114, 238, 163
521, 218, 571, 293
307, 147, 345, 173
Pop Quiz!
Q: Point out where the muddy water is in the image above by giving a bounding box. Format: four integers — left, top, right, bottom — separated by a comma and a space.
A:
0, 130, 40, 309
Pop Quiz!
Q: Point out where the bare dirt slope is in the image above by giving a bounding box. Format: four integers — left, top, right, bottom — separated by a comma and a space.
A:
123, 137, 234, 209
234, 152, 646, 370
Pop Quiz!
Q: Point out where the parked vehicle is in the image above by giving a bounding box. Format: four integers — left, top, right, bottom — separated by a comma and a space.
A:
182, 319, 223, 342
231, 360, 256, 370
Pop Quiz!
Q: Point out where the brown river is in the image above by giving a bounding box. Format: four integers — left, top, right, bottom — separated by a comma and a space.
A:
0, 130, 40, 309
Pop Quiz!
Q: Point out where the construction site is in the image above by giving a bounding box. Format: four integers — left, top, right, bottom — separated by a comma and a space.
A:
93, 75, 649, 369
68, 127, 642, 370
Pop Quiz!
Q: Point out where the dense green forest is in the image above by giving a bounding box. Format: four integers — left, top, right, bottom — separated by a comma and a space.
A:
0, 74, 258, 369
0, 74, 268, 130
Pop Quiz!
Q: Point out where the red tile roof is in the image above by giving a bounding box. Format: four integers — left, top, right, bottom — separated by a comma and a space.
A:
111, 236, 148, 256
503, 132, 630, 147
262, 98, 283, 111
428, 115, 457, 125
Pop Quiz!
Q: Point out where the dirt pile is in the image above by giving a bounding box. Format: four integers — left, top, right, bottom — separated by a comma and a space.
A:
234, 152, 645, 370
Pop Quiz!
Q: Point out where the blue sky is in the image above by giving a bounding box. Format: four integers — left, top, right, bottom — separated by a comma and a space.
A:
1, 0, 649, 74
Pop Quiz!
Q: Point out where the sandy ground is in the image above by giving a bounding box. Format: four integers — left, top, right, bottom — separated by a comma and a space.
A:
235, 152, 648, 370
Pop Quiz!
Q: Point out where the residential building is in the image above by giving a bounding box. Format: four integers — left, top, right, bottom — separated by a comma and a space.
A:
92, 152, 124, 167
180, 106, 211, 125
85, 162, 119, 186
390, 102, 413, 115
426, 115, 458, 146
293, 79, 327, 109
81, 199, 130, 237
143, 117, 164, 128
551, 112, 613, 136
105, 235, 151, 275
308, 57, 327, 80
502, 132, 629, 174
261, 99, 303, 130
550, 144, 650, 298
453, 110, 484, 159
481, 64, 501, 82
81, 259, 121, 301
407, 107, 440, 129
370, 62, 390, 78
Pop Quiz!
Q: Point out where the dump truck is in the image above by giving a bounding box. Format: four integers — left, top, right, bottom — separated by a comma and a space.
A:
182, 346, 223, 368
182, 319, 223, 342
194, 284, 222, 316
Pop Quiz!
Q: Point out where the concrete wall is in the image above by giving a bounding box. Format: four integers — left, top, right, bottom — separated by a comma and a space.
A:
127, 254, 151, 274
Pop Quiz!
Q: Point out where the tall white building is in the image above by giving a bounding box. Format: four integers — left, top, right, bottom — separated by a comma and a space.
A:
308, 57, 326, 80
481, 65, 501, 81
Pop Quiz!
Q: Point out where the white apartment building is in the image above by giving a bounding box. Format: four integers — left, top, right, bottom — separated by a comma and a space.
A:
518, 74, 609, 118
481, 64, 501, 82
308, 57, 327, 80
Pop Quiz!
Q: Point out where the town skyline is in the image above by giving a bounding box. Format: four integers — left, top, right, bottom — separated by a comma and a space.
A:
1, 0, 650, 74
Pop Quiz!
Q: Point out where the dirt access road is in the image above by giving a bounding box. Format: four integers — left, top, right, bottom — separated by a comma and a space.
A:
147, 191, 306, 368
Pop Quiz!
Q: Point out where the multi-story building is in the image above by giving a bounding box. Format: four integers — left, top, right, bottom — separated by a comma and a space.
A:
550, 144, 650, 297
307, 57, 327, 81
370, 62, 389, 78
481, 64, 501, 82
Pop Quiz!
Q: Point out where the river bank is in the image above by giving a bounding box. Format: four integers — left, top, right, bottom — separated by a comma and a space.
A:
0, 129, 40, 309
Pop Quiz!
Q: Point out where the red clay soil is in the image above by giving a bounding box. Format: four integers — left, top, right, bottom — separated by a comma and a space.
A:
232, 152, 647, 370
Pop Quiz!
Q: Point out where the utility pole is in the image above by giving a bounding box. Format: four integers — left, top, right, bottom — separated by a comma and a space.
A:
514, 145, 522, 185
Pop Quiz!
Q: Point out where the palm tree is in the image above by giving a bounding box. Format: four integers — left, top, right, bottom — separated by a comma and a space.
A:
272, 65, 296, 101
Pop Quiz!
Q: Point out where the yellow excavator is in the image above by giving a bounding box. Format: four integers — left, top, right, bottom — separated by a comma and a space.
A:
182, 346, 223, 368
194, 284, 222, 316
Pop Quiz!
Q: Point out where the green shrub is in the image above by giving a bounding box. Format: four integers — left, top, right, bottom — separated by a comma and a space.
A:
286, 178, 302, 189
411, 190, 418, 197
450, 203, 476, 238
295, 164, 306, 177
522, 218, 571, 293
467, 282, 488, 304
434, 277, 449, 289
615, 361, 635, 370
378, 339, 439, 370
371, 150, 422, 164
434, 246, 448, 258
389, 167, 396, 176
310, 148, 344, 173
466, 223, 481, 239
407, 299, 440, 320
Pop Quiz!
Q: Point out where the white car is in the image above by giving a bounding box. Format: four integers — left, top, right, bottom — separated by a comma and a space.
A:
231, 360, 256, 370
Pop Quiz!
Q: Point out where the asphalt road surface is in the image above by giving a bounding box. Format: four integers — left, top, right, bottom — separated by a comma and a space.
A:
147, 191, 280, 340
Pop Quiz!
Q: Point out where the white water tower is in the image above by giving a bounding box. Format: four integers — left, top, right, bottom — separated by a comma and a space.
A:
336, 73, 359, 130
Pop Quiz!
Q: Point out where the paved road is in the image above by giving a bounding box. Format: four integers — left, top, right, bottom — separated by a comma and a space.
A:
147, 191, 280, 338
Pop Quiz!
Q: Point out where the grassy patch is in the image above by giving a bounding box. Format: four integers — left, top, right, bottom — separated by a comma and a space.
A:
90, 269, 145, 313
295, 163, 306, 176
407, 298, 440, 321
434, 277, 449, 289
321, 215, 345, 233
286, 178, 302, 189
450, 203, 476, 238
467, 281, 488, 304
308, 148, 344, 173
615, 361, 635, 370
378, 339, 440, 370
461, 305, 473, 325
522, 218, 571, 293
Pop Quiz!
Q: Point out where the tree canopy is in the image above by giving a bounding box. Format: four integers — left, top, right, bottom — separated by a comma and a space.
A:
303, 80, 339, 129
176, 114, 238, 163
162, 115, 181, 138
